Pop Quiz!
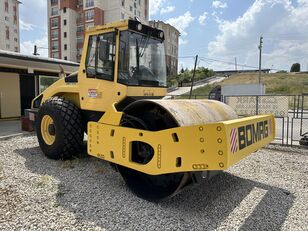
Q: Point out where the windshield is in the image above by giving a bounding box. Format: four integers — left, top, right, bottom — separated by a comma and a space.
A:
118, 31, 167, 87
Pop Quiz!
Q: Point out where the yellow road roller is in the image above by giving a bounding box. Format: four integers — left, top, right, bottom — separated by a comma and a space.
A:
28, 20, 275, 201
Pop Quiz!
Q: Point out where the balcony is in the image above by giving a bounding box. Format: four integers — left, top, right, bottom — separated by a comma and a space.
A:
76, 17, 84, 25
51, 0, 58, 6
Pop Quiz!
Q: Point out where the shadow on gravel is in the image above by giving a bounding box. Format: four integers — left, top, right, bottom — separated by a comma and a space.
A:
16, 146, 295, 231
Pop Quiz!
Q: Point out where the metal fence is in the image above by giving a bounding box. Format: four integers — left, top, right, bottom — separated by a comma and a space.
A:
169, 94, 307, 146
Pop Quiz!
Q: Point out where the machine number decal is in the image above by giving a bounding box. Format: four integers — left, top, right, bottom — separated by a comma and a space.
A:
230, 128, 238, 153
88, 89, 102, 98
88, 89, 98, 98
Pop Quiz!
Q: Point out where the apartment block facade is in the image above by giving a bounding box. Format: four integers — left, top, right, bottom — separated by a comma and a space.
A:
48, 0, 149, 62
0, 0, 20, 52
149, 20, 180, 77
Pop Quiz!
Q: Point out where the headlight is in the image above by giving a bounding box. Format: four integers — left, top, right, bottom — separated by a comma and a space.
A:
159, 31, 164, 38
137, 23, 142, 31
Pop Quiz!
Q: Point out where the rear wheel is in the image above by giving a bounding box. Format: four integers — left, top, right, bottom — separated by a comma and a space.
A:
36, 97, 84, 160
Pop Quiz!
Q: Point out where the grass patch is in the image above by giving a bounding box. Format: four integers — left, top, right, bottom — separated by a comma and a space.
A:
36, 175, 52, 187
188, 72, 308, 96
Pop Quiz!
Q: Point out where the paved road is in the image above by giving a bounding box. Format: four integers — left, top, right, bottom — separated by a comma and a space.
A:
167, 76, 225, 96
0, 120, 24, 138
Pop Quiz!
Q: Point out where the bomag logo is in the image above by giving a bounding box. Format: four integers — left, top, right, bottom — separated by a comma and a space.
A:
230, 119, 272, 153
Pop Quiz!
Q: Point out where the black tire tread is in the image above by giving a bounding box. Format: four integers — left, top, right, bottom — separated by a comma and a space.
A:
36, 96, 83, 160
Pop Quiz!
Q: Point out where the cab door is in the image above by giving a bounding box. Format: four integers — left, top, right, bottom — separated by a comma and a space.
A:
79, 31, 126, 112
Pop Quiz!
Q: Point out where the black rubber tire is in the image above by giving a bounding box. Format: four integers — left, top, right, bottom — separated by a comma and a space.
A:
36, 96, 84, 160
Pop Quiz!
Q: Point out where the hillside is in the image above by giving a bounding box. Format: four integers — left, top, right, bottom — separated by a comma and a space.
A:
188, 72, 308, 96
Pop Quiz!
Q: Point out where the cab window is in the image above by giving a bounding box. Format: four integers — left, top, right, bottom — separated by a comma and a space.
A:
86, 32, 115, 81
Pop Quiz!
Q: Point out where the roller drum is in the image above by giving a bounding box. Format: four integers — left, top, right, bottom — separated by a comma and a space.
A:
117, 99, 238, 201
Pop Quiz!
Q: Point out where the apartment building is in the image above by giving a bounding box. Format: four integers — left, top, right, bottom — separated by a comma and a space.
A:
149, 20, 180, 77
0, 0, 20, 52
48, 0, 149, 62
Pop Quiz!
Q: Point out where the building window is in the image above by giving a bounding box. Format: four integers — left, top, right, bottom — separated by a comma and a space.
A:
51, 52, 59, 59
122, 0, 125, 6
15, 47, 18, 52
63, 19, 67, 25
85, 0, 94, 8
51, 29, 58, 39
5, 16, 9, 21
130, 6, 133, 11
77, 48, 82, 56
6, 44, 10, 49
77, 0, 83, 7
6, 26, 9, 40
51, 0, 58, 5
76, 12, 83, 23
138, 11, 140, 17
51, 18, 58, 28
85, 10, 94, 21
14, 29, 17, 33
77, 25, 84, 32
14, 38, 18, 42
76, 36, 84, 44
64, 32, 67, 38
64, 56, 67, 60
63, 7, 67, 13
51, 41, 59, 51
39, 76, 58, 93
64, 44, 67, 50
5, 1, 8, 12
138, 0, 141, 5
51, 7, 59, 16
121, 13, 125, 20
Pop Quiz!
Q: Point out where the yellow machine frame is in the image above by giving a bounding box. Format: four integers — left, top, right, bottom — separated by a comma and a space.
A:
87, 104, 275, 175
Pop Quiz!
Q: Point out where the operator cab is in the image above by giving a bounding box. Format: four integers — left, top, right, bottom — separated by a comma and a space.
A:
85, 20, 167, 88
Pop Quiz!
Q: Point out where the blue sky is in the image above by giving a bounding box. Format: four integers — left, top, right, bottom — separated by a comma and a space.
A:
19, 0, 308, 71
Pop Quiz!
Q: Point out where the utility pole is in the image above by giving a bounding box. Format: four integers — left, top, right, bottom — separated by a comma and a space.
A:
189, 55, 198, 99
33, 45, 39, 56
33, 45, 49, 56
235, 57, 237, 71
258, 36, 263, 84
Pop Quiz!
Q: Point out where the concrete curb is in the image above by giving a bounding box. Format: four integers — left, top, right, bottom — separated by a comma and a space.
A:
0, 132, 35, 141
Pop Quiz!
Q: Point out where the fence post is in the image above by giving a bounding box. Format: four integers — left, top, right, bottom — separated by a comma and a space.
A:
300, 95, 304, 136
256, 96, 259, 115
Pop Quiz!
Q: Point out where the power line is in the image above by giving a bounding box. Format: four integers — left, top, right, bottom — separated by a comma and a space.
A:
180, 55, 288, 71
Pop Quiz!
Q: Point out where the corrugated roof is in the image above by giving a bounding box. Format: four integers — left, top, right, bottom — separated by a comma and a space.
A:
0, 49, 79, 67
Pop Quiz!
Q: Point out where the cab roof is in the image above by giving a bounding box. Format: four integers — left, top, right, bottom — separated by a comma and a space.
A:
86, 19, 165, 40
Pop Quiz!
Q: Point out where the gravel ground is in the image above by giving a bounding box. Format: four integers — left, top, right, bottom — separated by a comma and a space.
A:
0, 134, 307, 230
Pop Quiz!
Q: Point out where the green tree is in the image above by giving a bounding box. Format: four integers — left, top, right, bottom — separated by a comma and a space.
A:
290, 63, 300, 72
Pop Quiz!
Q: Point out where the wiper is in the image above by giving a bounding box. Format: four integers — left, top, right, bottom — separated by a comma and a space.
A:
136, 38, 140, 72
139, 32, 151, 57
